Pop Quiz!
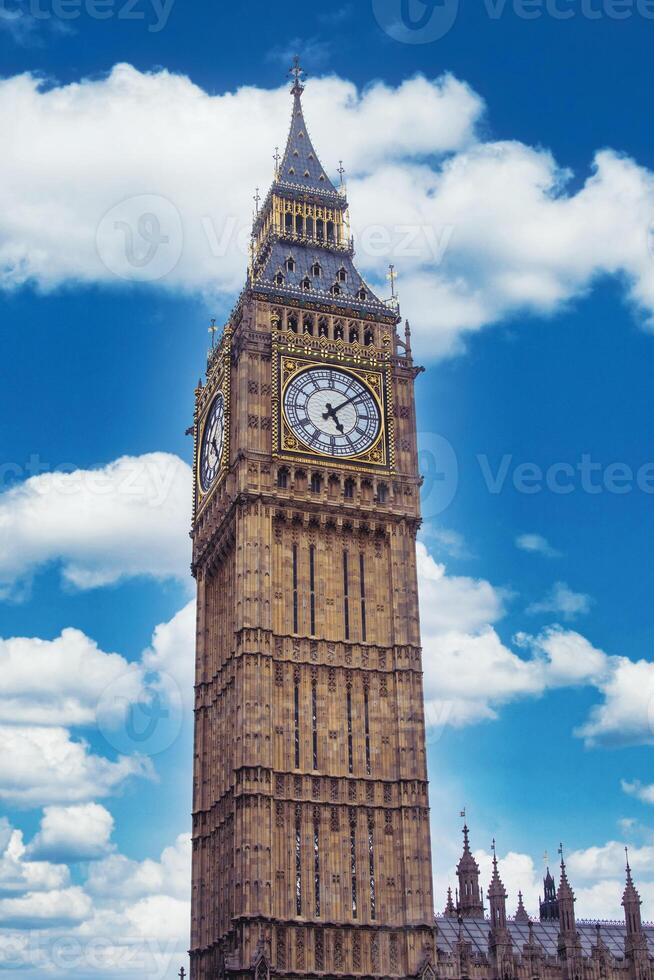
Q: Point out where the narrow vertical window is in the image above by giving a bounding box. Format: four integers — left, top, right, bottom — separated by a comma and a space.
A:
295, 805, 302, 915
292, 543, 299, 634
359, 552, 367, 642
364, 685, 371, 776
343, 551, 350, 641
312, 679, 318, 771
346, 685, 353, 775
350, 812, 358, 919
294, 678, 300, 769
368, 813, 376, 921
309, 544, 316, 636
313, 810, 321, 917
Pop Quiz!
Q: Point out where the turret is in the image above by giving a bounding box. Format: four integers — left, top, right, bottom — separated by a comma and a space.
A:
556, 847, 583, 980
540, 866, 559, 922
622, 849, 652, 980
487, 842, 514, 980
456, 823, 485, 919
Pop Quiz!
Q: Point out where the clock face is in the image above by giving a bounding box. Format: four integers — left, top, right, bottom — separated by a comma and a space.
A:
199, 393, 225, 492
283, 366, 381, 458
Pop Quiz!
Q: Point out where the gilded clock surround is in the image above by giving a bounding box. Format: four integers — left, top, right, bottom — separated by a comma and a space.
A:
194, 326, 232, 518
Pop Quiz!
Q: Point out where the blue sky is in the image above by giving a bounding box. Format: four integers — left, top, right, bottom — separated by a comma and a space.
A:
2, 0, 654, 975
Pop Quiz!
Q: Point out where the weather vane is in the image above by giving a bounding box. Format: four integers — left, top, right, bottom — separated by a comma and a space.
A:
289, 56, 306, 95
387, 263, 398, 299
338, 160, 346, 187
254, 187, 261, 215
208, 317, 217, 349
273, 146, 280, 176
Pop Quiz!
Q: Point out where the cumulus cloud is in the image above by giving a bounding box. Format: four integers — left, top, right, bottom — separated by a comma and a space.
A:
0, 727, 152, 807
0, 453, 191, 598
28, 804, 114, 862
0, 819, 70, 895
2, 66, 654, 354
141, 600, 196, 709
0, 885, 92, 929
516, 533, 562, 558
417, 539, 654, 742
0, 628, 141, 726
85, 833, 190, 903
622, 780, 654, 805
527, 582, 593, 621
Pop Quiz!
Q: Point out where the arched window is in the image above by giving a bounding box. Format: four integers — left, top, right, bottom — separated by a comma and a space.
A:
306, 216, 314, 238
327, 221, 335, 242
358, 289, 367, 301
331, 284, 342, 296
295, 215, 304, 235
378, 483, 388, 504
334, 321, 344, 340
302, 277, 311, 292
344, 478, 355, 499
285, 213, 293, 233
312, 262, 321, 277
316, 218, 325, 241
364, 329, 374, 346
275, 271, 285, 286
318, 317, 329, 337
303, 316, 314, 335
288, 314, 298, 334
337, 267, 347, 283
349, 327, 359, 344
286, 256, 296, 273
278, 468, 289, 489
310, 473, 322, 494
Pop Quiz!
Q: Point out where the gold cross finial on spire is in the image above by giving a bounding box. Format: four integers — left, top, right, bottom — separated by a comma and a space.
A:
208, 317, 217, 349
179, 969, 186, 980
273, 146, 280, 176
289, 56, 306, 96
338, 160, 346, 185
254, 187, 261, 214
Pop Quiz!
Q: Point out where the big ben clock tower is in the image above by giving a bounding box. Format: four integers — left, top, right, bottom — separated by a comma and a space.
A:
190, 62, 436, 980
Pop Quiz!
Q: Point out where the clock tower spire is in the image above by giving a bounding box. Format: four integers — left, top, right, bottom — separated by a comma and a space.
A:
190, 69, 435, 980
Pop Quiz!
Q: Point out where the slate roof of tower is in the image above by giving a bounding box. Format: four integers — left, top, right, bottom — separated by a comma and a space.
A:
277, 91, 339, 197
251, 240, 389, 316
434, 917, 654, 958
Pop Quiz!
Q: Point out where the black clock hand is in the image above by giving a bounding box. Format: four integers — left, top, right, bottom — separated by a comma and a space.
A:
332, 392, 366, 414
322, 403, 345, 434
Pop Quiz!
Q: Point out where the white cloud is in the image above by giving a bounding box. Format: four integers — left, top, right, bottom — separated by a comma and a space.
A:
516, 533, 562, 558
575, 655, 654, 747
0, 453, 191, 598
0, 727, 152, 806
0, 819, 70, 895
142, 600, 196, 709
0, 627, 141, 726
28, 804, 114, 862
416, 541, 506, 636
85, 833, 190, 903
0, 885, 92, 928
622, 780, 654, 805
527, 582, 593, 621
2, 66, 654, 355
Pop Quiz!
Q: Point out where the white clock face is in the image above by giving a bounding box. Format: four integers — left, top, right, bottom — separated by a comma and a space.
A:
283, 366, 381, 458
199, 393, 225, 492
